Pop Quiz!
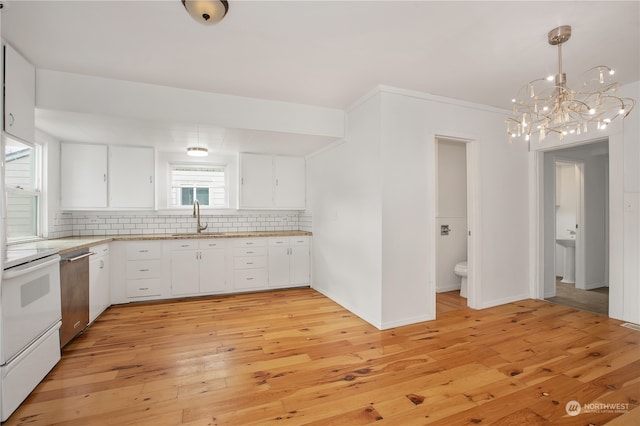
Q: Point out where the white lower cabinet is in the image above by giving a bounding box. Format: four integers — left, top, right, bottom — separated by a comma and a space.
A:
89, 244, 110, 322
111, 235, 310, 305
125, 242, 162, 298
233, 238, 268, 290
268, 237, 310, 288
167, 239, 228, 296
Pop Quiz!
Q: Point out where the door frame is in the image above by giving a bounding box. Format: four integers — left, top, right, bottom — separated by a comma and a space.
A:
431, 133, 481, 311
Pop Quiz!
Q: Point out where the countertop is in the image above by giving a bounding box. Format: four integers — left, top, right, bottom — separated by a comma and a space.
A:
8, 231, 313, 255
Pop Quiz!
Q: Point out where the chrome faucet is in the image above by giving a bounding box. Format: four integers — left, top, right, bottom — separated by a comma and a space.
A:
193, 200, 207, 233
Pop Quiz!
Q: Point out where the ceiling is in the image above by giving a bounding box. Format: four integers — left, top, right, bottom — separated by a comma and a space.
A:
2, 1, 639, 154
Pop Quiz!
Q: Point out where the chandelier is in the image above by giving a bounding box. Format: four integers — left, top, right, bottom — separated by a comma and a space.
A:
507, 25, 636, 143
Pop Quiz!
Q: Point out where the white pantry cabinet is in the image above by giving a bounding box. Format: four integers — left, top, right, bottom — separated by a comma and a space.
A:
268, 236, 310, 288
60, 143, 154, 210
109, 146, 154, 209
3, 44, 35, 144
167, 239, 228, 296
239, 153, 306, 210
61, 143, 108, 209
89, 244, 110, 322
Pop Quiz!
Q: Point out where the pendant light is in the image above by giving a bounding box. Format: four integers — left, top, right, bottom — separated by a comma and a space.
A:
182, 0, 229, 25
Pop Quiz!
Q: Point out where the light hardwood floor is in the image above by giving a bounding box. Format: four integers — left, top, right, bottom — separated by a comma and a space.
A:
5, 288, 639, 425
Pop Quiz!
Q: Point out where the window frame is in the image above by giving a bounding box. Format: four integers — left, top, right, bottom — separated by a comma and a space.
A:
5, 137, 43, 243
169, 162, 228, 209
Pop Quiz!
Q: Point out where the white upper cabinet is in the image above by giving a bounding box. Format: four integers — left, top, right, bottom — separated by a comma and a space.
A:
109, 146, 154, 209
61, 143, 154, 210
239, 153, 273, 208
239, 153, 306, 210
274, 155, 306, 209
3, 44, 35, 144
61, 143, 108, 209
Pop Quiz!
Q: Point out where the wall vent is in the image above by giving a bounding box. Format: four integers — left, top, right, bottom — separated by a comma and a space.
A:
621, 323, 640, 332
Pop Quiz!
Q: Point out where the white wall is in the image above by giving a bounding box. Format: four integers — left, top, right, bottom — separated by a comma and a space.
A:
306, 92, 383, 327
308, 86, 530, 329
436, 139, 467, 292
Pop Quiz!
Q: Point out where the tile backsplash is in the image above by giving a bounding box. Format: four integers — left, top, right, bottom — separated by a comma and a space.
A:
48, 210, 312, 238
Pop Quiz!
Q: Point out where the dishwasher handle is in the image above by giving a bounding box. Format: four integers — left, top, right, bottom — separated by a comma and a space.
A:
63, 252, 95, 263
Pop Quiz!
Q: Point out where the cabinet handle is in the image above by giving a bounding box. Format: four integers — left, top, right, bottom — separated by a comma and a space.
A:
8, 113, 14, 126
99, 260, 104, 269
73, 321, 82, 329
246, 242, 254, 245
246, 262, 253, 265
140, 287, 149, 291
139, 249, 148, 253
181, 244, 189, 247
276, 178, 279, 186
246, 251, 254, 254
104, 173, 107, 182
139, 269, 149, 272
246, 277, 254, 281
150, 176, 153, 184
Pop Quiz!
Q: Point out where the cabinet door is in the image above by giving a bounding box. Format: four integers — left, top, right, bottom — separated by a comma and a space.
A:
109, 146, 155, 208
61, 143, 108, 209
4, 44, 35, 143
290, 245, 310, 285
170, 251, 200, 295
239, 153, 273, 208
89, 254, 110, 322
274, 156, 306, 209
199, 249, 227, 293
268, 245, 290, 288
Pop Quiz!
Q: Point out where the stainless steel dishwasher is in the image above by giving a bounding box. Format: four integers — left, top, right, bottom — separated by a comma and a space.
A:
59, 249, 93, 348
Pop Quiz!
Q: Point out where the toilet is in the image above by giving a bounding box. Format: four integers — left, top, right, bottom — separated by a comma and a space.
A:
454, 261, 468, 298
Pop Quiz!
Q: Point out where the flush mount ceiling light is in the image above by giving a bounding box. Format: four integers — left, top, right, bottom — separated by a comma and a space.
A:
187, 125, 209, 157
187, 146, 208, 157
507, 25, 635, 143
182, 0, 228, 25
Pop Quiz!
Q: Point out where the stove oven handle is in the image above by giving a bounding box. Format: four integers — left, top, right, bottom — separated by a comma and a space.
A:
3, 256, 61, 280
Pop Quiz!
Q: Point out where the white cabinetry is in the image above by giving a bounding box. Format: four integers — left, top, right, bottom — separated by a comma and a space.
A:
233, 238, 268, 290
109, 146, 154, 209
167, 239, 228, 296
239, 153, 306, 209
268, 236, 310, 288
60, 143, 154, 210
89, 244, 110, 322
125, 242, 162, 298
3, 44, 35, 144
61, 143, 108, 209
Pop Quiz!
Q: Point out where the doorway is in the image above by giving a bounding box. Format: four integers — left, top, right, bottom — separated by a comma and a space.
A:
542, 140, 609, 315
435, 138, 470, 313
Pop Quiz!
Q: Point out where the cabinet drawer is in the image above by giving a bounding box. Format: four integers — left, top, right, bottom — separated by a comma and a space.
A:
126, 260, 161, 279
234, 256, 267, 269
199, 239, 227, 249
290, 237, 309, 246
233, 238, 266, 248
91, 243, 110, 256
165, 240, 198, 251
126, 244, 161, 260
234, 247, 267, 257
126, 279, 162, 298
234, 269, 267, 289
269, 238, 289, 247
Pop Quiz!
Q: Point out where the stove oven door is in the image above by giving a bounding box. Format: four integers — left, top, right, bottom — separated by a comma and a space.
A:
1, 254, 61, 365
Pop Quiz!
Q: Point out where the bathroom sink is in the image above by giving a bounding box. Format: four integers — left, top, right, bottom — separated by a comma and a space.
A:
556, 238, 575, 248
171, 232, 225, 237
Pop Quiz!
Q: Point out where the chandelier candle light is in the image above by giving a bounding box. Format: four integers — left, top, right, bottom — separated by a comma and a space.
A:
507, 25, 635, 143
